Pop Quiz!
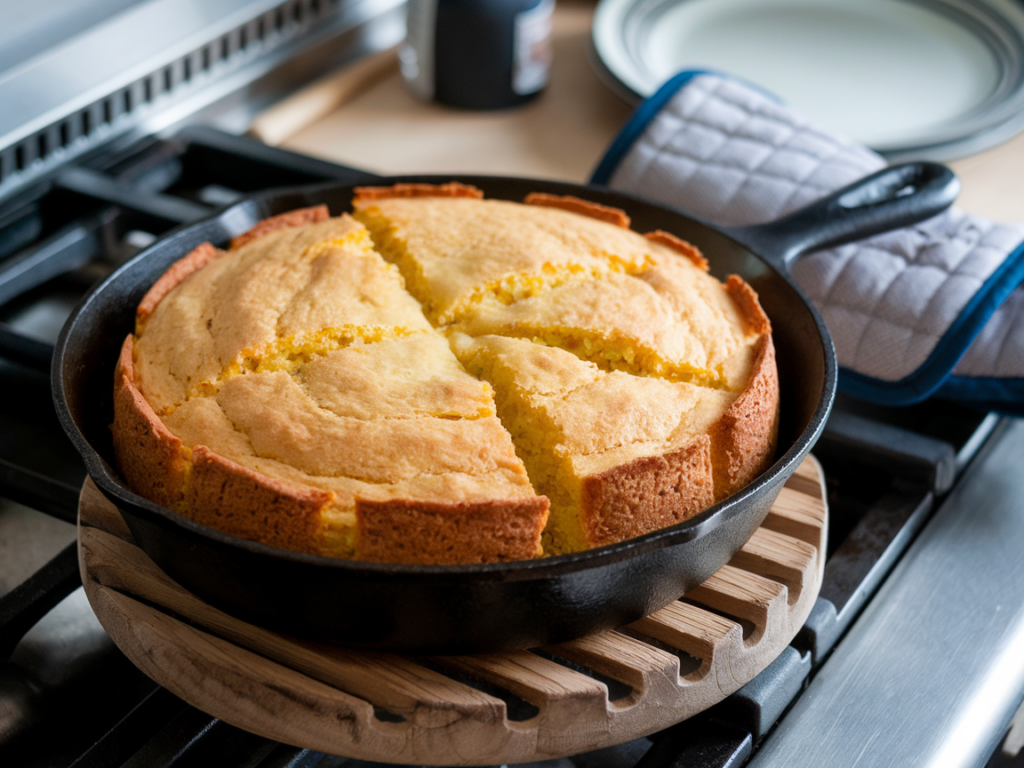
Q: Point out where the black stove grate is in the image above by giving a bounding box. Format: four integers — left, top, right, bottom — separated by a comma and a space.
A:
0, 127, 1003, 768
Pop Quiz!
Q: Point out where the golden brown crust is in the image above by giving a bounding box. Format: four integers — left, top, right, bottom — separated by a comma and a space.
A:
580, 435, 715, 548
187, 446, 334, 554
523, 192, 631, 228
645, 230, 709, 271
356, 497, 550, 564
229, 205, 330, 250
111, 335, 190, 510
352, 182, 484, 202
136, 242, 222, 333
726, 275, 772, 335
707, 334, 780, 500
118, 191, 781, 564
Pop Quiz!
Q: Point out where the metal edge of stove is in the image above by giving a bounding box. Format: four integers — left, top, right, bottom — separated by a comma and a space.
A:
957, 412, 1003, 475
0, 0, 407, 207
748, 416, 1024, 768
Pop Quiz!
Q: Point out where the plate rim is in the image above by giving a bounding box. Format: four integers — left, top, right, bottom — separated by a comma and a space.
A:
591, 0, 1024, 158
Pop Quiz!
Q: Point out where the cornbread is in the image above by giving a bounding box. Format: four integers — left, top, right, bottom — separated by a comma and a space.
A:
113, 185, 778, 564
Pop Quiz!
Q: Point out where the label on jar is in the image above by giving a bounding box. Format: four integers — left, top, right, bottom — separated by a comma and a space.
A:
512, 0, 554, 95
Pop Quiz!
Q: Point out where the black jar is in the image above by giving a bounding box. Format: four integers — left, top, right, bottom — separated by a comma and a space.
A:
400, 0, 554, 110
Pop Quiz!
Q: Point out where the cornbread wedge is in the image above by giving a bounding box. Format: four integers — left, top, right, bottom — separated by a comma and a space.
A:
450, 333, 735, 552
114, 183, 778, 564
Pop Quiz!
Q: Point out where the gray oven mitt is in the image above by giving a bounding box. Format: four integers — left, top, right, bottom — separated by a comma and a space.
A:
591, 71, 1024, 414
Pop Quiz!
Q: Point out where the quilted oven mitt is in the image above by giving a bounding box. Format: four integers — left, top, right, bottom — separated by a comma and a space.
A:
591, 71, 1024, 414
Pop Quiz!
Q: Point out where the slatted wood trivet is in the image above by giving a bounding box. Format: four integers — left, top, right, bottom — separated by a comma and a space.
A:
78, 456, 827, 765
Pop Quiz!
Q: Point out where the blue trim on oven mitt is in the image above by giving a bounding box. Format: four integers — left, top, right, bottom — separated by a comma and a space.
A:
937, 378, 1024, 416
837, 240, 1024, 406
589, 69, 1024, 411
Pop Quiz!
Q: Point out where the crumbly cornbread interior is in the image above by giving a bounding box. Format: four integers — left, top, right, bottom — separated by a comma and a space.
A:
121, 188, 776, 564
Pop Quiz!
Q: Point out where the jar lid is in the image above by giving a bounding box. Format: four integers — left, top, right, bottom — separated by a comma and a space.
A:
592, 0, 1024, 161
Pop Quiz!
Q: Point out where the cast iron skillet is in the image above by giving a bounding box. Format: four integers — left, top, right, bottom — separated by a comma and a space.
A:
53, 164, 958, 654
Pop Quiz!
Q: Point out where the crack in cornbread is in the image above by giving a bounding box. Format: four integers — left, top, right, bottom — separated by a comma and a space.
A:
167, 326, 426, 412
469, 324, 722, 389
444, 257, 754, 392
114, 186, 778, 564
354, 197, 656, 326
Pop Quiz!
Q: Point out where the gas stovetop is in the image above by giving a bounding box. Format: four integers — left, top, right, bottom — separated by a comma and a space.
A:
3, 0, 1024, 762
0, 125, 1022, 768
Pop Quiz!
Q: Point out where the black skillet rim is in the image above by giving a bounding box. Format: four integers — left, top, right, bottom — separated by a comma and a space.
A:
52, 175, 836, 581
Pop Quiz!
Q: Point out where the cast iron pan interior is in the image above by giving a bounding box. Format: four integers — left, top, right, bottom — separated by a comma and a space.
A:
54, 168, 956, 653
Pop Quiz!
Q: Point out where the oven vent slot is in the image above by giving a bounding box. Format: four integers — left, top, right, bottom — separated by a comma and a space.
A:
0, 0, 361, 194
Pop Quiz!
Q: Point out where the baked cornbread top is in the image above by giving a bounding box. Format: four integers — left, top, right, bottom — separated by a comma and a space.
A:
353, 193, 759, 391
120, 185, 776, 563
351, 194, 672, 326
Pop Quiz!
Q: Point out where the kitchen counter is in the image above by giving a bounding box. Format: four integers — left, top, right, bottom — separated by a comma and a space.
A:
258, 0, 631, 182
255, 0, 1024, 223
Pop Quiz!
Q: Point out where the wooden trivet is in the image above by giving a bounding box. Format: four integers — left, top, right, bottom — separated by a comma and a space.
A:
78, 456, 827, 765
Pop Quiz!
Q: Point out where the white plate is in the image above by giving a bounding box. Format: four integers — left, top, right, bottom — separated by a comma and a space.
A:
592, 0, 1024, 159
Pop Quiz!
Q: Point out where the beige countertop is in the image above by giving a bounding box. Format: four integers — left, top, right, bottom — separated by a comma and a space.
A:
260, 0, 631, 183
254, 0, 1023, 222
948, 133, 1024, 222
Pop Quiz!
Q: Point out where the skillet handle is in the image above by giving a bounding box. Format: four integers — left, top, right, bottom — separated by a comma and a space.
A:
724, 162, 960, 269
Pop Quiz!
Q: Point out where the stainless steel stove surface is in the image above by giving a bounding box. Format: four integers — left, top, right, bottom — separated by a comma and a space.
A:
2, 3, 1024, 767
